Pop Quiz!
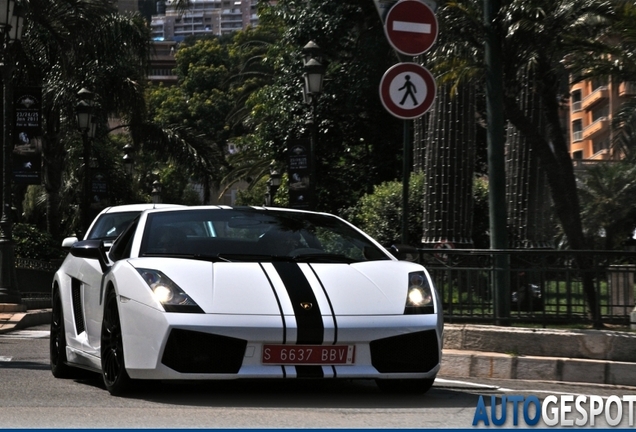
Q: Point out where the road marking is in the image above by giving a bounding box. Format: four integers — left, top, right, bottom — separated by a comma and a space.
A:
435, 378, 502, 390
393, 21, 432, 34
0, 356, 12, 361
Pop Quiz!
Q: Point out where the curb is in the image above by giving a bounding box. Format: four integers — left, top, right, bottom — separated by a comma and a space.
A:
0, 308, 51, 334
440, 349, 636, 387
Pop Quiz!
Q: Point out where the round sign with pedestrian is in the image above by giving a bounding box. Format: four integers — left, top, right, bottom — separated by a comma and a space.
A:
379, 62, 436, 120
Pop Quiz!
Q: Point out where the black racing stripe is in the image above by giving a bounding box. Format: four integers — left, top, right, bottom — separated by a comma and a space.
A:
272, 261, 323, 344
295, 365, 324, 378
259, 263, 287, 344
308, 264, 338, 344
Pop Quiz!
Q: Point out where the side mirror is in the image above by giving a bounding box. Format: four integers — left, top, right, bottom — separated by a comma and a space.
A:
61, 236, 79, 248
70, 240, 110, 272
388, 244, 419, 262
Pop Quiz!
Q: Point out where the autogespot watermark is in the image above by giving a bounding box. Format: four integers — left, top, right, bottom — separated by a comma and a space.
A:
472, 395, 636, 427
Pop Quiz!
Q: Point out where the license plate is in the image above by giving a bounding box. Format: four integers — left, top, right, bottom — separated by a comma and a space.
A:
262, 344, 355, 365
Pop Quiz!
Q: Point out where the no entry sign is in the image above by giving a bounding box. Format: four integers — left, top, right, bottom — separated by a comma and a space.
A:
384, 0, 438, 56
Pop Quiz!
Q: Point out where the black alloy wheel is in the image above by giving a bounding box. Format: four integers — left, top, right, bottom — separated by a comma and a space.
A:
101, 289, 131, 395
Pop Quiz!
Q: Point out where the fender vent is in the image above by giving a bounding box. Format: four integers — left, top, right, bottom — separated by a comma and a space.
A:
162, 329, 247, 374
370, 330, 439, 373
71, 278, 85, 334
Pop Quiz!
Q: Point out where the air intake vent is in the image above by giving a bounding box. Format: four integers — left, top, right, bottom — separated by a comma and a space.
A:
162, 329, 247, 374
71, 278, 85, 334
370, 330, 439, 373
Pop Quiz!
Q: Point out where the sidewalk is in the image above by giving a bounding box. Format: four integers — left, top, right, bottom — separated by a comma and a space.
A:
0, 303, 51, 333
2, 304, 636, 387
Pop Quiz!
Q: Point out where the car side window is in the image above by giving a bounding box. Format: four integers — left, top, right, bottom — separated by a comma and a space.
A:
109, 217, 139, 261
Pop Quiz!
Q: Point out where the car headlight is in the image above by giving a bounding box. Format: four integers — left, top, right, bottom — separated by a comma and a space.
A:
137, 268, 204, 313
404, 271, 434, 314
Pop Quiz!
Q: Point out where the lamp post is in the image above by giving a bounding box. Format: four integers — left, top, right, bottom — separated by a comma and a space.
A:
0, 0, 24, 305
76, 88, 97, 236
122, 143, 134, 176
151, 180, 162, 203
265, 161, 281, 206
301, 41, 325, 211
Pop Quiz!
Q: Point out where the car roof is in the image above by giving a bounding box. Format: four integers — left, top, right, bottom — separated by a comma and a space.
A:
141, 205, 322, 214
97, 203, 184, 215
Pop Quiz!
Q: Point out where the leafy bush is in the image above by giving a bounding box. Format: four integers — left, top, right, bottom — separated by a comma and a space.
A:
345, 173, 425, 247
13, 223, 65, 261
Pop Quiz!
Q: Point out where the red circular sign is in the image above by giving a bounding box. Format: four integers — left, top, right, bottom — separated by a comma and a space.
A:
379, 62, 436, 120
385, 0, 438, 56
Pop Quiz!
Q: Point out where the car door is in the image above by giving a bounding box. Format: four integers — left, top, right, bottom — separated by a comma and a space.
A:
74, 251, 107, 357
84, 218, 139, 352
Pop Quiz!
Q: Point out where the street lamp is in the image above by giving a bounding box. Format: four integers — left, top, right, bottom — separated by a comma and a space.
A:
76, 88, 97, 236
0, 0, 24, 305
151, 180, 162, 204
265, 161, 281, 206
301, 41, 325, 211
122, 143, 134, 176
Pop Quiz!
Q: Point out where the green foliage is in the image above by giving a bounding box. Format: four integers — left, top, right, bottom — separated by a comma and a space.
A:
472, 175, 490, 249
345, 173, 424, 247
13, 223, 65, 261
242, 0, 404, 214
346, 173, 491, 248
577, 161, 636, 249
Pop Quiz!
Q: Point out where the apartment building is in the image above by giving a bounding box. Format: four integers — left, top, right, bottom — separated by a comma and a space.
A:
569, 77, 636, 163
151, 0, 259, 41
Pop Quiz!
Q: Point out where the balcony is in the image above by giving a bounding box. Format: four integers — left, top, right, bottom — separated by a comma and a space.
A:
582, 116, 609, 140
582, 86, 608, 110
589, 148, 609, 160
619, 82, 636, 97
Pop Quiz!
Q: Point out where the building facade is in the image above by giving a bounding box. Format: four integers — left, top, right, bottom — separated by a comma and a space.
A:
151, 0, 259, 41
569, 77, 636, 163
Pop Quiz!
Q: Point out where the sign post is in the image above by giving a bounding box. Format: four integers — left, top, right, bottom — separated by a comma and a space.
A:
380, 0, 439, 245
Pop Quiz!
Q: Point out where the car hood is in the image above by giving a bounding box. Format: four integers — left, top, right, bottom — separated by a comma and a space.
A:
125, 258, 429, 316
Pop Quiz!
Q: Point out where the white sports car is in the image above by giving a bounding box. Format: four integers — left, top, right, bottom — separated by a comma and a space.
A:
51, 206, 443, 395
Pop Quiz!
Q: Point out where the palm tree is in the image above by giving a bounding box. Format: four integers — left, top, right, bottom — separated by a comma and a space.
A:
431, 0, 616, 326
19, 0, 153, 237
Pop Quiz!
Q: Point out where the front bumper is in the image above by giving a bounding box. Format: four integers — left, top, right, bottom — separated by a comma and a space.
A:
120, 298, 442, 381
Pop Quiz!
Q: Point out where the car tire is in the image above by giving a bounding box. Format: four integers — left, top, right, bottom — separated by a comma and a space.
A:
375, 377, 435, 394
50, 288, 78, 378
101, 289, 131, 396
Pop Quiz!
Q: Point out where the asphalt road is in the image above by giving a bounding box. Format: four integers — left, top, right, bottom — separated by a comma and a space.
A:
1, 325, 635, 429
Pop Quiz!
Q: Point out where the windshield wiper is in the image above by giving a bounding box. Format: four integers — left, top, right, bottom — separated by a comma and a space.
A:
216, 253, 295, 262
142, 253, 230, 262
290, 253, 356, 263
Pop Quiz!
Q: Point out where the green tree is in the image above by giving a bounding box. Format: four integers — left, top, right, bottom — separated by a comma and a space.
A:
433, 0, 617, 326
243, 0, 403, 214
578, 162, 636, 249
21, 0, 153, 238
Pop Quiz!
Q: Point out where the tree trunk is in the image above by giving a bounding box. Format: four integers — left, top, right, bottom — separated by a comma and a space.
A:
504, 89, 602, 328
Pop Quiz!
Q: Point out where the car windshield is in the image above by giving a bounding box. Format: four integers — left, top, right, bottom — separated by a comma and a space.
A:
139, 208, 390, 263
87, 211, 140, 240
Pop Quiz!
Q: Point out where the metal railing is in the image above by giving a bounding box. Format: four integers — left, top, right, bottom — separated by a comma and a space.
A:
12, 250, 636, 326
413, 249, 635, 326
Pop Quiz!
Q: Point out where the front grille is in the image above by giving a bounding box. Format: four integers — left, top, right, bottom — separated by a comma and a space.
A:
370, 330, 439, 373
162, 328, 247, 374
